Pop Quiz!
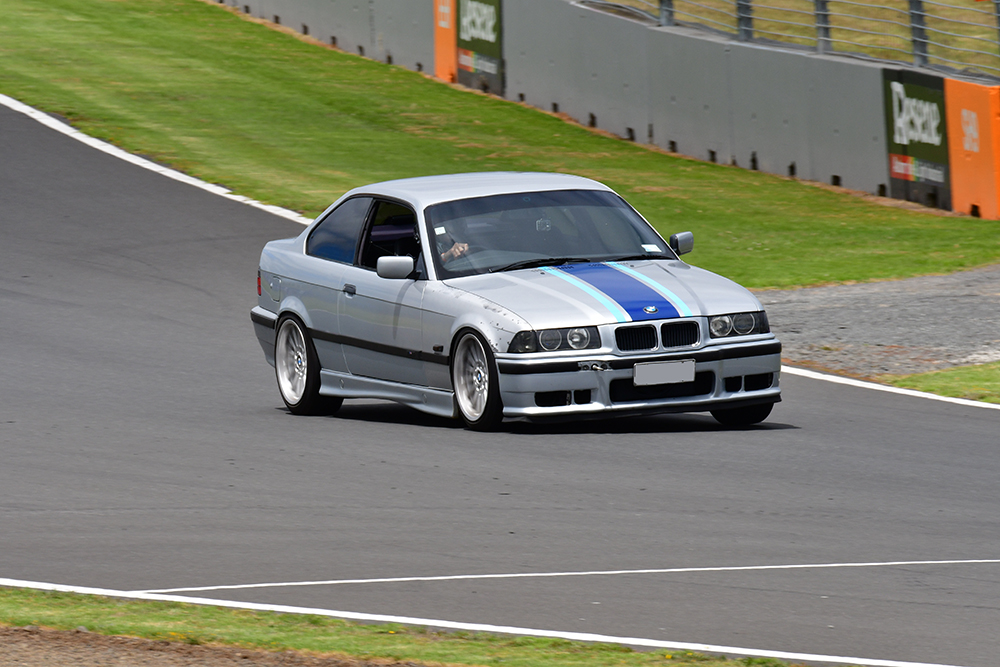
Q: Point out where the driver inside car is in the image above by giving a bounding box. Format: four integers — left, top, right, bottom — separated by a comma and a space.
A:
440, 240, 469, 263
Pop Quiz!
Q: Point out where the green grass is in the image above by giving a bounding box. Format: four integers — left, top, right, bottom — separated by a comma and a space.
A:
0, 587, 817, 667
882, 361, 1000, 404
3, 0, 1000, 291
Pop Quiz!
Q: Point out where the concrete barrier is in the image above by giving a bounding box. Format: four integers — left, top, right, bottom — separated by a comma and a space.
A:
215, 0, 1000, 217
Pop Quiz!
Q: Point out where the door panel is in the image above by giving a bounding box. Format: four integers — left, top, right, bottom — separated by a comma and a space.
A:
296, 196, 374, 373
339, 267, 426, 385
339, 199, 428, 386
294, 256, 349, 373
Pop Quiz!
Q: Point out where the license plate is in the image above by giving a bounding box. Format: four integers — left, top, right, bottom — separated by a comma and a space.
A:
633, 360, 695, 386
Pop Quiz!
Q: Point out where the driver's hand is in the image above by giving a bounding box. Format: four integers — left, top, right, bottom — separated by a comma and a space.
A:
441, 242, 469, 263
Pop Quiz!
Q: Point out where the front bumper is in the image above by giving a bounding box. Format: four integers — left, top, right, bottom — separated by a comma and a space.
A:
496, 339, 781, 419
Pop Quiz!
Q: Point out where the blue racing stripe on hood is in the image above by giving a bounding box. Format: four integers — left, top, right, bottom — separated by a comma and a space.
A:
606, 262, 693, 317
539, 266, 630, 323
558, 263, 681, 321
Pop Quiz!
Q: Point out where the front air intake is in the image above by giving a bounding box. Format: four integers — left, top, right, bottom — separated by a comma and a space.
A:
661, 321, 699, 347
610, 372, 715, 403
615, 325, 656, 351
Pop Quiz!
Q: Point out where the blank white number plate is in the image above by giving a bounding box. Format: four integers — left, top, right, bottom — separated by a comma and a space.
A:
633, 360, 695, 386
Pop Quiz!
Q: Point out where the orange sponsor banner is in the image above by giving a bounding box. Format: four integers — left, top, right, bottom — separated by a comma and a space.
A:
945, 78, 1000, 219
434, 0, 457, 83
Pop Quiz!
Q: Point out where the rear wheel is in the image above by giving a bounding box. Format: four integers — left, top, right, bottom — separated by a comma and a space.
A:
275, 315, 342, 416
710, 402, 773, 427
451, 330, 503, 431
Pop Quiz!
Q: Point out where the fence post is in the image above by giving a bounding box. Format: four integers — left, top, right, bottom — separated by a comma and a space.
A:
660, 0, 674, 26
736, 0, 753, 41
908, 0, 929, 66
815, 0, 831, 54
994, 0, 1000, 56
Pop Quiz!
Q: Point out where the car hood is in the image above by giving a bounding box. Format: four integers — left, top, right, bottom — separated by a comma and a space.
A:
443, 260, 763, 330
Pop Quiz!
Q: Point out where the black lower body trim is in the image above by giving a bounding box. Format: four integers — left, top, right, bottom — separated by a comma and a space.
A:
251, 309, 277, 329
309, 328, 450, 366
498, 341, 781, 376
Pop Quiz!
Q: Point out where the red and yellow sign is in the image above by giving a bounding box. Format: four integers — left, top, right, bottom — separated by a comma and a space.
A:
945, 78, 1000, 218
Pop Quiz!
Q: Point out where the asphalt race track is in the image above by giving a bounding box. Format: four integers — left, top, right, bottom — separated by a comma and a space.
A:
2, 102, 999, 667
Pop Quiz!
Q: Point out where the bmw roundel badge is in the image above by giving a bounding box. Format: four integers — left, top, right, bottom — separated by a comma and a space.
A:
643, 305, 658, 314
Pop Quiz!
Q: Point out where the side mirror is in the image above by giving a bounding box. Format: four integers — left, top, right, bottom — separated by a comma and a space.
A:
669, 231, 694, 256
376, 255, 415, 279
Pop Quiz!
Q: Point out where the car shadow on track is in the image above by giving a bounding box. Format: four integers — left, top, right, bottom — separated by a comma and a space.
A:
286, 401, 798, 435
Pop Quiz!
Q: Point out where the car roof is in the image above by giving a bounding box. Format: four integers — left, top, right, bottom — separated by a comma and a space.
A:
340, 172, 614, 210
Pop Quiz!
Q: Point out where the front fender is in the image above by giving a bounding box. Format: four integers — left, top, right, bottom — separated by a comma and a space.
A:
446, 294, 529, 356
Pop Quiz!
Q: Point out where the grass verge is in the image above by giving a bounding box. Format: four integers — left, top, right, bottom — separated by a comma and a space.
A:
2, 0, 1000, 290
0, 587, 813, 667
881, 361, 1000, 404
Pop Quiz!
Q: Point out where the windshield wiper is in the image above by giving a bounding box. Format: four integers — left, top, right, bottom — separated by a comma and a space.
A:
490, 257, 592, 273
603, 253, 670, 262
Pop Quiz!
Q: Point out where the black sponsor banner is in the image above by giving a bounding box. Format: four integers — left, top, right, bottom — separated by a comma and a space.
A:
883, 69, 951, 210
456, 0, 504, 95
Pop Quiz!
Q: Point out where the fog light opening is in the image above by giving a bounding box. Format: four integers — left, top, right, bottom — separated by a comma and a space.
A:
535, 391, 571, 407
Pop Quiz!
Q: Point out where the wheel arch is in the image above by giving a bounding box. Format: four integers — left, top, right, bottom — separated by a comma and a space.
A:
276, 296, 313, 330
447, 310, 526, 360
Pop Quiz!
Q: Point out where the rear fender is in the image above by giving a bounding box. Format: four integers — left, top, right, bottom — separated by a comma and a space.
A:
276, 295, 312, 330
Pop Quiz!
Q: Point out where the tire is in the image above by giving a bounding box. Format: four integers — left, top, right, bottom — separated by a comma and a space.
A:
451, 330, 503, 431
710, 402, 773, 427
274, 315, 342, 416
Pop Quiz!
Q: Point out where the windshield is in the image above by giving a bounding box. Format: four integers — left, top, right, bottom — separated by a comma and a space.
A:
424, 189, 674, 278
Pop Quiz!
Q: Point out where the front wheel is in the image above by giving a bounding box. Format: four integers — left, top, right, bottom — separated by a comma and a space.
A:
451, 330, 503, 431
274, 315, 342, 416
710, 402, 773, 427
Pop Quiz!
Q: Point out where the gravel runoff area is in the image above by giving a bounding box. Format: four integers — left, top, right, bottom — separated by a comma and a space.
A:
3, 267, 999, 666
756, 263, 1000, 379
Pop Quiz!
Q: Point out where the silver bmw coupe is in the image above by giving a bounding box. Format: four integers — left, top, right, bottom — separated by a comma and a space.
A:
251, 172, 781, 430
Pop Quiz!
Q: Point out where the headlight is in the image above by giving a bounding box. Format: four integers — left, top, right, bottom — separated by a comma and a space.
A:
538, 329, 562, 350
709, 311, 769, 338
508, 331, 538, 353
709, 314, 733, 338
566, 327, 591, 350
508, 327, 601, 353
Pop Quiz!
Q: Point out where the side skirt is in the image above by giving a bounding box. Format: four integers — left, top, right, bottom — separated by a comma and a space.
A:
318, 369, 457, 419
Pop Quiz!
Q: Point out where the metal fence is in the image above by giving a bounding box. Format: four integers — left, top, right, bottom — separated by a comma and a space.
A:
609, 0, 1000, 79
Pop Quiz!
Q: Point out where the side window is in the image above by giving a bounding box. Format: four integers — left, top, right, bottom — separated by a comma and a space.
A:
359, 201, 420, 270
306, 197, 373, 263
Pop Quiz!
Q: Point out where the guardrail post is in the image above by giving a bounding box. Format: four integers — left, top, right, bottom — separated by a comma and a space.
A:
908, 0, 929, 67
815, 0, 831, 54
994, 0, 1000, 56
660, 0, 674, 26
736, 0, 753, 41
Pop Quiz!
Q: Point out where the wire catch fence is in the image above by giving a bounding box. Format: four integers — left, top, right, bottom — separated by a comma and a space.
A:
608, 0, 1000, 80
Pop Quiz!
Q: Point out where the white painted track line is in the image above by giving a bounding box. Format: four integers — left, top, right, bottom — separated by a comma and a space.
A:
781, 366, 1000, 410
139, 558, 1000, 594
0, 94, 312, 226
0, 577, 974, 667
2, 93, 997, 410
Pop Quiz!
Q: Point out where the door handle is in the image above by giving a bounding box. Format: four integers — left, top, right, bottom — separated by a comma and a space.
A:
343, 284, 356, 296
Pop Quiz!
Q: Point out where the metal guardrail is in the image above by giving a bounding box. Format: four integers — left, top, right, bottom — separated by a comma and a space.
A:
610, 0, 1000, 79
